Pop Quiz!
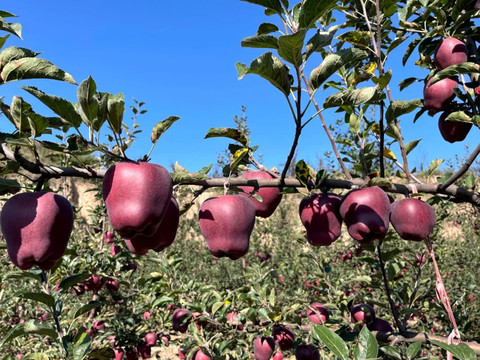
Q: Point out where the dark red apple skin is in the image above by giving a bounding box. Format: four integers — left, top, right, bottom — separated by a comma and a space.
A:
254, 336, 275, 360
272, 325, 295, 351
145, 332, 157, 346
423, 77, 458, 113
238, 171, 283, 218
199, 195, 255, 260
307, 303, 329, 324
339, 186, 391, 244
367, 317, 394, 333
295, 344, 320, 360
299, 193, 342, 246
124, 197, 179, 255
438, 112, 472, 143
172, 308, 191, 333
1, 191, 74, 270
102, 162, 173, 238
390, 198, 436, 241
350, 304, 376, 324
435, 37, 468, 70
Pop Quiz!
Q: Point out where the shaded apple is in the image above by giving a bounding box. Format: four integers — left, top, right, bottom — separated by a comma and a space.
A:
299, 193, 342, 246
199, 195, 255, 260
125, 348, 138, 360
145, 332, 157, 346
367, 317, 394, 333
172, 308, 191, 332
124, 197, 179, 255
295, 344, 320, 360
273, 352, 284, 360
113, 348, 124, 360
1, 191, 74, 270
272, 325, 295, 351
137, 345, 151, 359
307, 303, 329, 324
390, 198, 436, 241
423, 77, 457, 113
227, 312, 244, 330
339, 186, 390, 244
254, 336, 275, 360
192, 349, 211, 360
435, 37, 468, 70
105, 279, 119, 293
238, 170, 283, 218
102, 162, 173, 238
350, 304, 376, 324
438, 111, 472, 143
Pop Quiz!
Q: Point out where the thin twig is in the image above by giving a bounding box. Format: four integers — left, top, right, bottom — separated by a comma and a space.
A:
440, 142, 480, 189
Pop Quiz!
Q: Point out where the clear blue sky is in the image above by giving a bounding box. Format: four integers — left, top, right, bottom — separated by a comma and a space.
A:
1, 1, 474, 174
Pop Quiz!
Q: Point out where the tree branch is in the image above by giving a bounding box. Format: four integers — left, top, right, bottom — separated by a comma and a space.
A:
439, 142, 480, 190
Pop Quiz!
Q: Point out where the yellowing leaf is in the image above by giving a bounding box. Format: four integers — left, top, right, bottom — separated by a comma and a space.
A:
383, 149, 397, 161
371, 123, 380, 134
362, 62, 376, 75
224, 300, 231, 306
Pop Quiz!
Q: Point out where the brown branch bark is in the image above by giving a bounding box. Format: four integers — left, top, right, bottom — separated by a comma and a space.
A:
440, 142, 480, 190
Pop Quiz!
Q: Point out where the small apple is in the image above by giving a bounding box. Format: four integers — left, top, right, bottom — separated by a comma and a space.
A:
423, 77, 457, 113
390, 198, 436, 241
172, 308, 191, 333
104, 230, 115, 244
105, 279, 119, 293
299, 193, 342, 246
192, 349, 212, 360
1, 191, 74, 270
137, 345, 151, 359
295, 344, 320, 360
272, 325, 295, 351
238, 170, 283, 218
226, 312, 244, 330
434, 37, 468, 70
92, 320, 105, 331
273, 352, 284, 360
143, 311, 151, 320
438, 111, 472, 143
350, 304, 376, 324
113, 348, 124, 360
145, 332, 157, 346
199, 195, 255, 260
85, 275, 104, 293
307, 303, 329, 324
102, 162, 173, 238
110, 244, 121, 257
339, 186, 391, 244
161, 334, 170, 347
254, 336, 275, 360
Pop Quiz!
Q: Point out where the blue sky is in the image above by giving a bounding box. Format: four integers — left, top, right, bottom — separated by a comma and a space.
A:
1, 1, 474, 175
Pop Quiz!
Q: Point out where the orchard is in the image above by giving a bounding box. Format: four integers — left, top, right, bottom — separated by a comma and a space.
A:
1, 1, 480, 359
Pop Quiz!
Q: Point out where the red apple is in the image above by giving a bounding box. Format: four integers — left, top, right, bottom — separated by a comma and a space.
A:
238, 171, 283, 218
295, 344, 320, 360
85, 275, 104, 292
113, 348, 124, 360
137, 345, 151, 359
307, 303, 329, 324
104, 230, 115, 244
199, 195, 255, 260
273, 352, 284, 360
272, 325, 295, 351
254, 336, 275, 360
434, 37, 468, 70
102, 162, 173, 238
145, 332, 157, 346
350, 304, 376, 324
93, 320, 105, 331
438, 111, 472, 143
172, 308, 191, 332
339, 186, 391, 244
105, 279, 119, 293
110, 244, 121, 257
192, 349, 211, 360
390, 198, 436, 241
1, 191, 74, 270
125, 348, 138, 360
143, 311, 151, 320
124, 197, 179, 254
299, 193, 342, 246
423, 77, 457, 113
227, 312, 244, 330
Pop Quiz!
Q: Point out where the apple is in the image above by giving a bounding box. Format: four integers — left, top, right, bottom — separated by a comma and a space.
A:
423, 77, 457, 113
434, 37, 468, 70
113, 349, 124, 360
102, 162, 173, 238
93, 320, 105, 331
227, 311, 244, 330
105, 279, 119, 293
143, 311, 151, 320
299, 193, 343, 246
178, 349, 187, 359
295, 344, 320, 360
199, 195, 256, 260
1, 191, 74, 270
272, 325, 295, 351
367, 317, 393, 333
254, 336, 275, 360
145, 332, 157, 346
110, 244, 121, 257
438, 111, 472, 143
124, 197, 179, 255
238, 170, 283, 218
350, 304, 376, 324
161, 334, 170, 347
273, 352, 284, 360
172, 308, 191, 332
137, 345, 151, 359
390, 198, 436, 241
85, 275, 104, 293
125, 348, 138, 360
192, 349, 211, 360
104, 230, 115, 244
307, 303, 329, 324
339, 186, 391, 244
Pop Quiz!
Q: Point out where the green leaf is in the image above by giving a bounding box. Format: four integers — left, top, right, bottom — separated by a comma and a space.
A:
241, 35, 278, 49
428, 159, 444, 176
368, 177, 393, 189
257, 23, 279, 35
385, 99, 423, 124
85, 347, 114, 360
10, 96, 31, 133
236, 52, 291, 97
212, 301, 224, 315
385, 124, 402, 141
312, 325, 349, 360
430, 340, 477, 360
372, 69, 392, 89
27, 113, 51, 138
429, 62, 480, 86
399, 77, 418, 91
4, 270, 43, 282
402, 37, 421, 66
0, 47, 39, 68
0, 34, 10, 50
404, 139, 421, 155
77, 76, 98, 124
349, 113, 361, 134
21, 86, 82, 128
295, 159, 315, 188
230, 147, 249, 171
305, 26, 340, 58
278, 29, 307, 67
0, 321, 57, 346
171, 162, 211, 184
13, 290, 55, 308
464, 173, 475, 189
151, 116, 180, 143
337, 31, 372, 51
406, 342, 422, 360
314, 169, 328, 189
0, 17, 22, 38
59, 273, 91, 292
445, 111, 472, 123
240, 0, 283, 14
204, 127, 249, 147
268, 288, 276, 307
73, 332, 91, 360
324, 86, 385, 108
309, 48, 368, 90
1, 58, 75, 83
354, 326, 378, 360
299, 0, 337, 29
0, 177, 20, 195
74, 301, 102, 319
107, 93, 125, 134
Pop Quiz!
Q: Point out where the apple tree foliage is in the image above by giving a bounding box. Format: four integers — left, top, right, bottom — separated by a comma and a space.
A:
1, 0, 480, 359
